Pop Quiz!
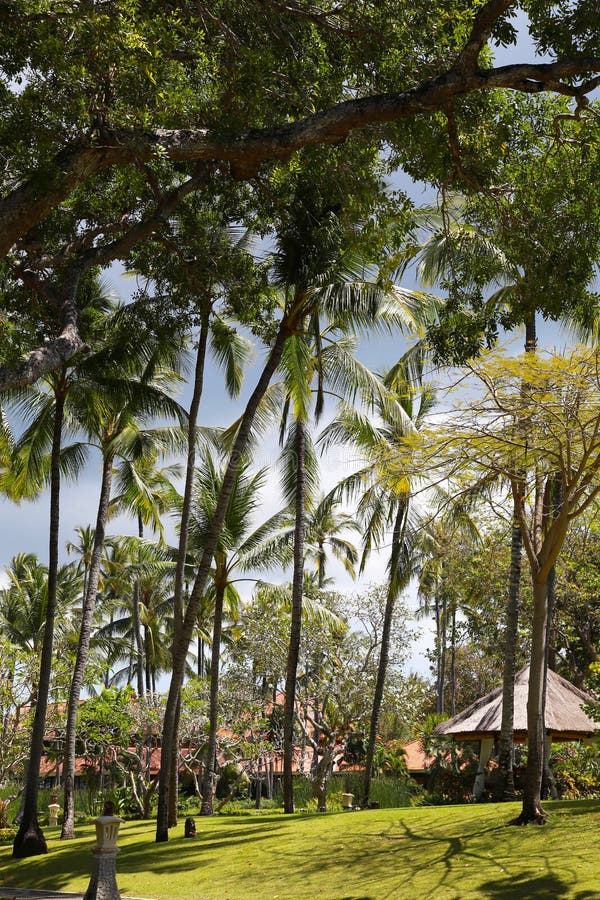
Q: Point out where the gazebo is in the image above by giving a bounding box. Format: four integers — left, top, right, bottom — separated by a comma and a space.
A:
435, 666, 600, 799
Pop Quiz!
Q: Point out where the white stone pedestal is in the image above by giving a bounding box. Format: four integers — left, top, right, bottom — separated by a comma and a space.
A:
83, 814, 124, 900
48, 802, 61, 826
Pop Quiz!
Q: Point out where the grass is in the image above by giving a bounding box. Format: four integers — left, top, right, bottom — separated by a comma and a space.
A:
1, 800, 599, 899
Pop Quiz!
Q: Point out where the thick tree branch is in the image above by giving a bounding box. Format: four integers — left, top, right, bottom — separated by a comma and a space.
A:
2, 56, 600, 258
0, 274, 85, 392
0, 321, 85, 392
1, 169, 212, 392
452, 0, 516, 74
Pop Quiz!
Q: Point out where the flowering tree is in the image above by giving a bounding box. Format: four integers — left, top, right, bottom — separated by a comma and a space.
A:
407, 347, 600, 823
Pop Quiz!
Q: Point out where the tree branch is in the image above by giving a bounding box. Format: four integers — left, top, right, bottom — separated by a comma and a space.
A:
2, 55, 600, 256
0, 273, 85, 392
452, 0, 516, 75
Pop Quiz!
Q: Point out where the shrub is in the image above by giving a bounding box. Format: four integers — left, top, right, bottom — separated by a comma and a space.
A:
0, 827, 17, 844
338, 772, 417, 808
217, 798, 281, 815
550, 742, 600, 799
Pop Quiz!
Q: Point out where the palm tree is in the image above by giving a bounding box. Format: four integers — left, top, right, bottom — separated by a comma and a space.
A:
416, 509, 481, 717
135, 207, 256, 828
0, 554, 80, 831
403, 196, 535, 801
94, 537, 177, 692
321, 367, 436, 805
0, 555, 78, 679
109, 452, 180, 695
271, 216, 436, 812
153, 165, 435, 841
10, 276, 113, 857
303, 494, 359, 590
187, 447, 288, 815
60, 320, 188, 840
66, 526, 96, 608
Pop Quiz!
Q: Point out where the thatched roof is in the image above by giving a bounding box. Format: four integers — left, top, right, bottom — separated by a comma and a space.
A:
435, 666, 600, 742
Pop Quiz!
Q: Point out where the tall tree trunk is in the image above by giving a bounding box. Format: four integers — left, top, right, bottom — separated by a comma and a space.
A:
61, 451, 114, 840
450, 603, 457, 717
167, 694, 181, 828
145, 627, 152, 694
283, 420, 307, 814
198, 637, 204, 677
438, 591, 447, 715
133, 512, 145, 697
169, 311, 210, 828
541, 476, 561, 800
155, 315, 290, 842
498, 312, 536, 802
434, 597, 442, 713
495, 514, 522, 801
362, 503, 405, 807
201, 578, 226, 816
13, 388, 65, 857
512, 576, 548, 824
255, 756, 263, 810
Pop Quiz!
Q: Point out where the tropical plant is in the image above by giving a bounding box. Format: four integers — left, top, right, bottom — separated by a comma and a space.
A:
186, 446, 288, 815
60, 317, 188, 840
321, 365, 436, 805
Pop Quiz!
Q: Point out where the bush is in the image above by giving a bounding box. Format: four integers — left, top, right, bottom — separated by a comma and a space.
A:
0, 827, 17, 844
0, 785, 21, 827
217, 798, 281, 815
338, 773, 417, 809
550, 742, 600, 799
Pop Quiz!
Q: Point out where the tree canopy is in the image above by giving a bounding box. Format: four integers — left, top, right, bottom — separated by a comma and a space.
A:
2, 1, 600, 388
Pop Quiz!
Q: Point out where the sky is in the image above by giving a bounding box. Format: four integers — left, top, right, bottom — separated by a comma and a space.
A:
0, 9, 574, 683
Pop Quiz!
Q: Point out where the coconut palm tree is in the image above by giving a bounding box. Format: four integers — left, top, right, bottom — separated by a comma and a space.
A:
321, 366, 436, 805
60, 321, 188, 840
0, 555, 79, 681
272, 250, 436, 813
154, 164, 438, 840
0, 554, 81, 832
94, 536, 177, 693
109, 452, 180, 694
10, 276, 114, 858
187, 447, 288, 815
303, 495, 359, 590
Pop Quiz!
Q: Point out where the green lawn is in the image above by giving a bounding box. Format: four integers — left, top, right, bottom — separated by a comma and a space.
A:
1, 801, 599, 899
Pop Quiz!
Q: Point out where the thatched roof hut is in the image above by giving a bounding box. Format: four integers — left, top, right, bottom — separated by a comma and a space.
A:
435, 666, 600, 743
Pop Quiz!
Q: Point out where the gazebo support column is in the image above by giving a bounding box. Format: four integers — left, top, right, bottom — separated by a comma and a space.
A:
472, 737, 494, 802
541, 731, 558, 800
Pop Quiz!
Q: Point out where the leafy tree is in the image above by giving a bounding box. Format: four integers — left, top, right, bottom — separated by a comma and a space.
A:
2, 2, 600, 397
407, 346, 600, 823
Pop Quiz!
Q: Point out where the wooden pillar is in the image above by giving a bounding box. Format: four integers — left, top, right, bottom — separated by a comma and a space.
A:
472, 737, 494, 802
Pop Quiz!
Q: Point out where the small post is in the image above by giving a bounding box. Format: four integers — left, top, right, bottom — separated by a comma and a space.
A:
341, 792, 354, 810
48, 793, 61, 826
83, 801, 124, 900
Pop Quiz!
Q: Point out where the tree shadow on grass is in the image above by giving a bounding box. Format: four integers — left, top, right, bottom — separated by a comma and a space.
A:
478, 871, 598, 899
542, 799, 600, 817
0, 820, 284, 892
